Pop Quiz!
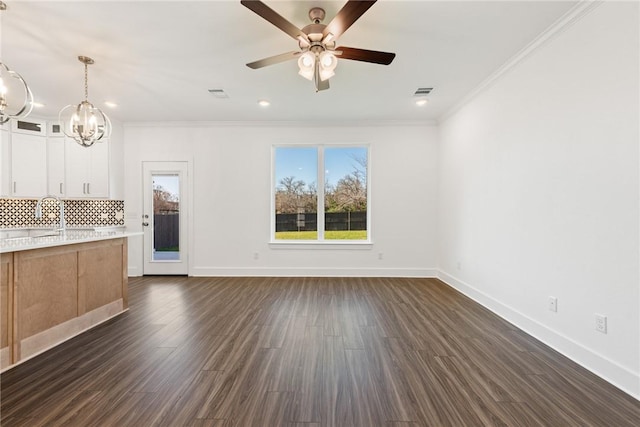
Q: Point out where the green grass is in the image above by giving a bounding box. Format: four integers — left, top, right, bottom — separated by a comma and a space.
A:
275, 231, 318, 240
275, 230, 367, 240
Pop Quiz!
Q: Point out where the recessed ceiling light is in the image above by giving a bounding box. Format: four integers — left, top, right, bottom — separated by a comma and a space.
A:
258, 99, 270, 107
32, 102, 45, 108
104, 101, 118, 108
415, 98, 428, 107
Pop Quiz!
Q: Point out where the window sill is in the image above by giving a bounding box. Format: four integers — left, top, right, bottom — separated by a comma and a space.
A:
269, 240, 373, 250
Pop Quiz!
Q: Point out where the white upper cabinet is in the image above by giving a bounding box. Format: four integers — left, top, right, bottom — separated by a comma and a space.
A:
47, 137, 66, 197
2, 118, 115, 199
0, 129, 10, 197
65, 138, 110, 198
10, 132, 47, 197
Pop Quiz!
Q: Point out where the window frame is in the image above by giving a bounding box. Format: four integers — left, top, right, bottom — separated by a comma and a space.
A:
270, 144, 372, 247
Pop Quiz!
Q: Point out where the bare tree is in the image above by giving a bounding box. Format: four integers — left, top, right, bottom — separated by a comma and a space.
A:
332, 172, 366, 212
275, 176, 317, 214
153, 185, 178, 214
326, 153, 367, 212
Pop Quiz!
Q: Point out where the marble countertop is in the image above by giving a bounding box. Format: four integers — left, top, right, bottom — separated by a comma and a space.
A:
0, 228, 143, 253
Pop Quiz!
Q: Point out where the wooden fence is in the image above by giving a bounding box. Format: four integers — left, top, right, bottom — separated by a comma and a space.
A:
276, 211, 366, 232
154, 214, 179, 250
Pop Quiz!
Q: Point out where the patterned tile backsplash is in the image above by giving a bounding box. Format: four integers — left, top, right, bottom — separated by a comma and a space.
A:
0, 198, 125, 229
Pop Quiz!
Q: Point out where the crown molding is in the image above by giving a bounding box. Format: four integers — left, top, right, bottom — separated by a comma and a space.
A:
123, 119, 438, 129
437, 0, 602, 125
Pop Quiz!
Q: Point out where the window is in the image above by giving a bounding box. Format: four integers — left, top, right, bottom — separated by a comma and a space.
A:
273, 145, 369, 242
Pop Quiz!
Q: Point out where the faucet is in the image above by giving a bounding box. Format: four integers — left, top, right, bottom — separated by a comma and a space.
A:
35, 196, 66, 234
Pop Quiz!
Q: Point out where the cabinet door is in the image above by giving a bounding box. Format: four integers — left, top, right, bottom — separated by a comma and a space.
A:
47, 138, 66, 196
64, 139, 89, 197
1, 253, 13, 369
0, 130, 9, 197
11, 133, 47, 197
87, 140, 109, 197
64, 139, 109, 198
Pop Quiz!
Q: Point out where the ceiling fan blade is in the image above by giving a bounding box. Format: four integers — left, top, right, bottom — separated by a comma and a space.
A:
246, 51, 300, 69
322, 0, 377, 41
241, 0, 309, 43
336, 46, 396, 65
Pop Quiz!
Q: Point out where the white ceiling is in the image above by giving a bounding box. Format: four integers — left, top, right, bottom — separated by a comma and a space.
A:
1, 0, 578, 124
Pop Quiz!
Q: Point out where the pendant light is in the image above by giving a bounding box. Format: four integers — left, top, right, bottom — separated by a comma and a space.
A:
59, 56, 111, 147
0, 1, 34, 124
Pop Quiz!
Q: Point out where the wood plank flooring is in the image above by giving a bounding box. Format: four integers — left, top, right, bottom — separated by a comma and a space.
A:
1, 276, 639, 426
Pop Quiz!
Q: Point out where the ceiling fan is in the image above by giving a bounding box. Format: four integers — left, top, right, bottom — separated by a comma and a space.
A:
241, 0, 396, 92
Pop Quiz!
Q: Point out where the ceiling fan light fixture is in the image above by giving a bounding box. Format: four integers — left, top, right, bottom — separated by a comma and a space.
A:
242, 0, 395, 92
319, 69, 335, 82
317, 51, 337, 82
298, 52, 315, 81
319, 51, 337, 69
59, 56, 112, 147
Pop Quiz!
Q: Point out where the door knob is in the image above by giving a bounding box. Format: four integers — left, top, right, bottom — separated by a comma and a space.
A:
142, 222, 149, 226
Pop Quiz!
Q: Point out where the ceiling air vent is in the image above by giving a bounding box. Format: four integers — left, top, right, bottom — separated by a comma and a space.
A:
208, 89, 229, 99
413, 87, 433, 96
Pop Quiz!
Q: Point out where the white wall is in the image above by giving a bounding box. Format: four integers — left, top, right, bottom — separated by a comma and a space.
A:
437, 1, 639, 398
108, 118, 125, 200
124, 123, 438, 277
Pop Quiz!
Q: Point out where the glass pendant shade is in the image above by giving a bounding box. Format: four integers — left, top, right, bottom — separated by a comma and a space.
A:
318, 51, 337, 81
59, 56, 111, 147
297, 52, 315, 81
0, 62, 34, 124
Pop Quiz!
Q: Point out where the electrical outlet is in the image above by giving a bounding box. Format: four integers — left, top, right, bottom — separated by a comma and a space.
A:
595, 314, 607, 333
378, 252, 383, 260
253, 252, 259, 260
548, 296, 557, 312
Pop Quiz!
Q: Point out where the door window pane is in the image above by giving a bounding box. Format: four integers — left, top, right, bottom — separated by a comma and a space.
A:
152, 174, 180, 261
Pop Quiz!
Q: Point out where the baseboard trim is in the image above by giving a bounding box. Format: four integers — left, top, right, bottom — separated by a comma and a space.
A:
191, 266, 438, 278
128, 266, 142, 277
437, 269, 640, 401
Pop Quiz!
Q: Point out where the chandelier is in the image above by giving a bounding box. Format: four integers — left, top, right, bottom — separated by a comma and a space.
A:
0, 62, 34, 124
59, 56, 111, 147
0, 2, 34, 124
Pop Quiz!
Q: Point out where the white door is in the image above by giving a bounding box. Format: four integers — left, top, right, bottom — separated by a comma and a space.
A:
143, 161, 188, 275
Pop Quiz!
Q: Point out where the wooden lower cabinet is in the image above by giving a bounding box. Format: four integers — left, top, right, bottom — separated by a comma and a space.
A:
1, 253, 13, 368
17, 246, 79, 341
1, 238, 127, 370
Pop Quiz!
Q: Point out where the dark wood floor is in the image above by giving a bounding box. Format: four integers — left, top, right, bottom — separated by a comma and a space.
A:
1, 276, 639, 426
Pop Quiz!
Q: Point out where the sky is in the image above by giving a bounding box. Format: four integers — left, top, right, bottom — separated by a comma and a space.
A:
275, 146, 367, 189
153, 174, 180, 199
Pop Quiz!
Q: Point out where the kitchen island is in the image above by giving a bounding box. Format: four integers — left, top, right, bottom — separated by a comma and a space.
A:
1, 229, 141, 371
